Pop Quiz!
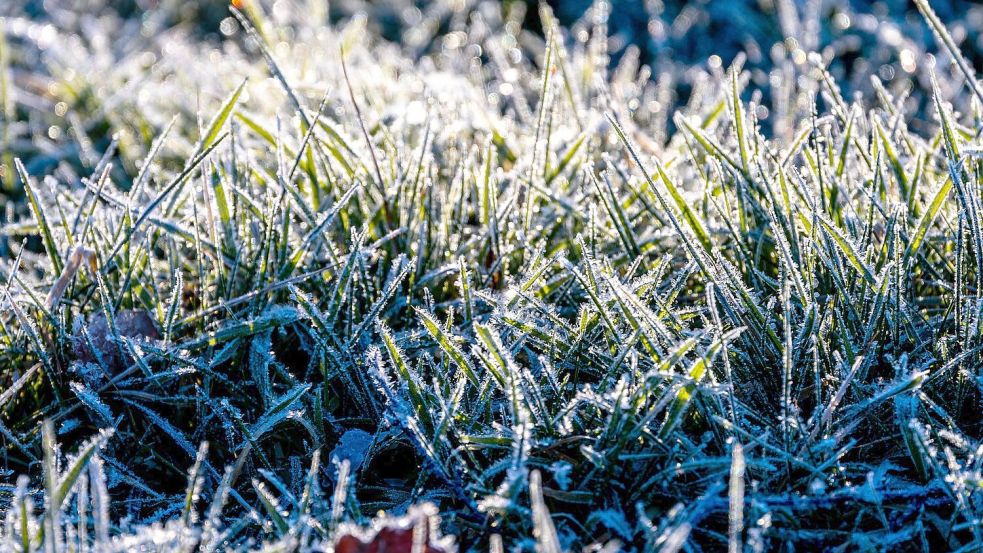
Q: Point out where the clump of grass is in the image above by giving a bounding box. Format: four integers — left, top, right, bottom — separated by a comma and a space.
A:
1, 0, 983, 551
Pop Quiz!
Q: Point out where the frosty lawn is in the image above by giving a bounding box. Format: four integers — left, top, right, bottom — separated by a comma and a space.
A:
1, 0, 982, 550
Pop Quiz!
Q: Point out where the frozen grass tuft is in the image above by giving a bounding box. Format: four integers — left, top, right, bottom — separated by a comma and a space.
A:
1, 0, 983, 550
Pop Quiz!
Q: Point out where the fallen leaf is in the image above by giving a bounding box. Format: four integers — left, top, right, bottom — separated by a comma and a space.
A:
334, 503, 456, 553
73, 309, 160, 373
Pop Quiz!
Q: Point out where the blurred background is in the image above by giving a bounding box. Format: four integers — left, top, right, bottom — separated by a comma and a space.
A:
7, 0, 983, 85
4, 0, 983, 144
